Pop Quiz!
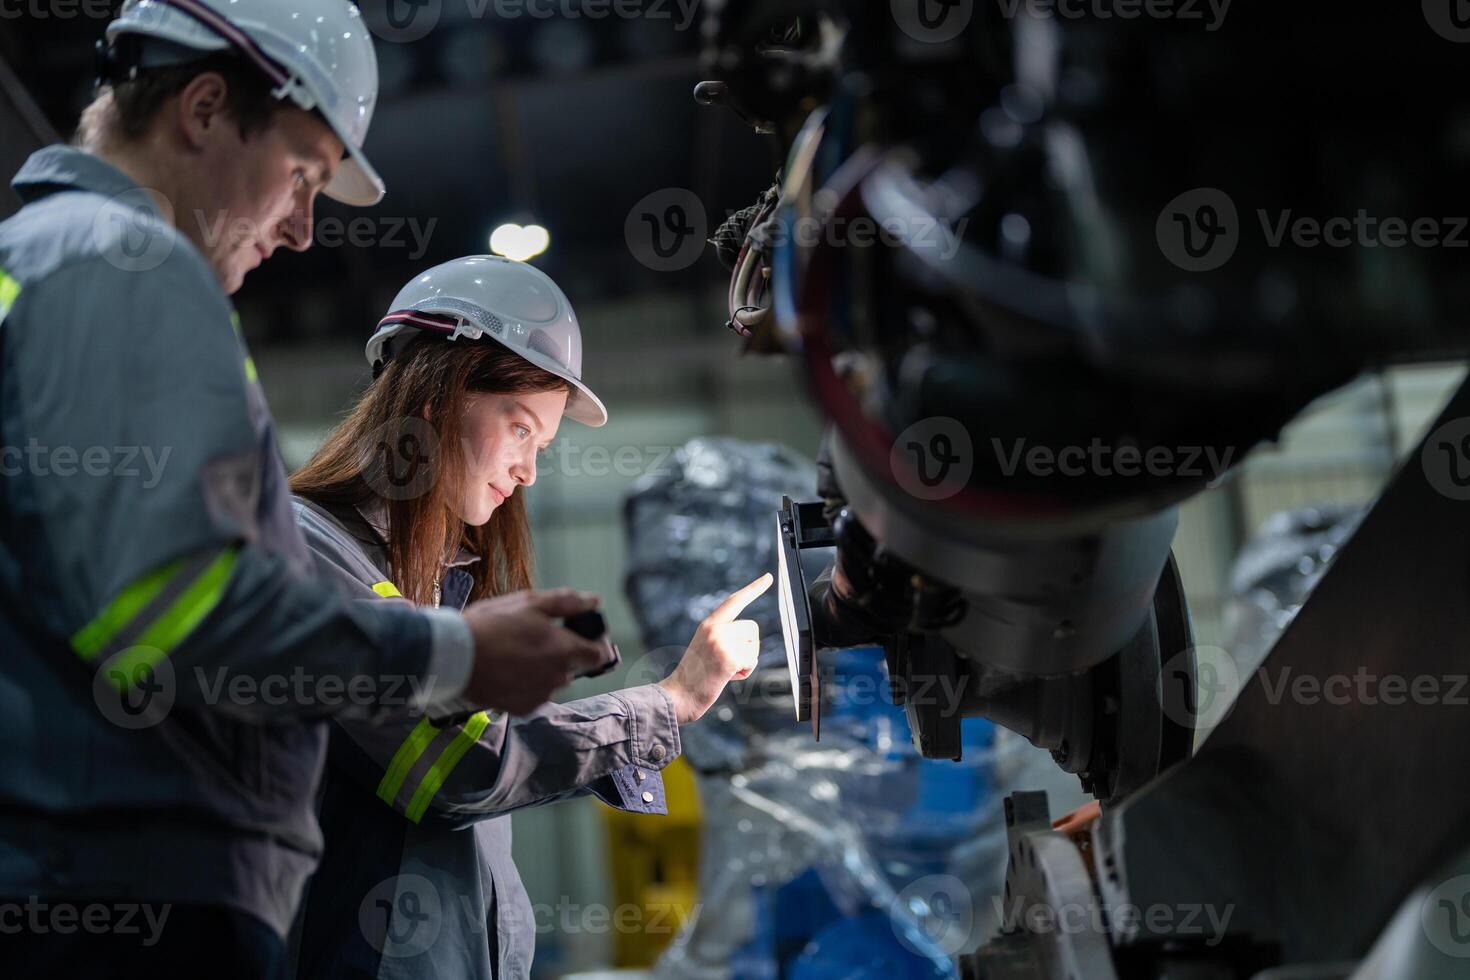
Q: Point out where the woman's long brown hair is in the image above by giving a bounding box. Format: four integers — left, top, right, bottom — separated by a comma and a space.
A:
291, 334, 571, 606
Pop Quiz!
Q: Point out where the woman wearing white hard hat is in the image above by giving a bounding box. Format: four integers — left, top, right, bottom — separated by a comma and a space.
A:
288, 256, 770, 980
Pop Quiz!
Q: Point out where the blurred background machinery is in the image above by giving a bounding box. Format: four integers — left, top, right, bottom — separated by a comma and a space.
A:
695, 2, 1470, 977
696, 0, 1470, 780
619, 438, 1090, 980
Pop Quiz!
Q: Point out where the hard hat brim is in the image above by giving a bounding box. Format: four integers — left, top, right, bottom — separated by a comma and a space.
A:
367, 320, 609, 427
324, 140, 385, 206
563, 377, 609, 428
515, 342, 607, 427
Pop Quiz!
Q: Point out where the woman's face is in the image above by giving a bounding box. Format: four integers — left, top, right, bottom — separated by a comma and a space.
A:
453, 388, 569, 526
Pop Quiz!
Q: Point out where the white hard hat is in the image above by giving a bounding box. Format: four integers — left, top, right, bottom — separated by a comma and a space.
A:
368, 256, 608, 428
106, 0, 384, 206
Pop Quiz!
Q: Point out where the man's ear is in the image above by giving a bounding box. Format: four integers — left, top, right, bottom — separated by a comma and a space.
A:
175, 72, 232, 150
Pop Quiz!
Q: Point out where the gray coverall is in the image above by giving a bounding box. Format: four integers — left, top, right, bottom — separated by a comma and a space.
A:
0, 146, 477, 941
289, 497, 681, 979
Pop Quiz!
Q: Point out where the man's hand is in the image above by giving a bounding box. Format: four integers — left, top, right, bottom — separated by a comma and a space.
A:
658, 573, 773, 725
461, 588, 606, 715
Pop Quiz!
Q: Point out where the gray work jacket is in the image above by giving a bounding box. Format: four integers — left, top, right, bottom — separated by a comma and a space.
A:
289, 497, 681, 980
0, 147, 476, 939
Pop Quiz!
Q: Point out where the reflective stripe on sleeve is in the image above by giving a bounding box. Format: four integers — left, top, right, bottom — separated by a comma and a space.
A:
229, 311, 258, 383
376, 715, 439, 807
367, 581, 495, 820
404, 710, 494, 824
71, 549, 239, 687
0, 269, 21, 327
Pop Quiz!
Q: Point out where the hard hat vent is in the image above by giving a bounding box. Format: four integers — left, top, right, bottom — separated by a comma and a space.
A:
528, 329, 570, 371
415, 297, 505, 340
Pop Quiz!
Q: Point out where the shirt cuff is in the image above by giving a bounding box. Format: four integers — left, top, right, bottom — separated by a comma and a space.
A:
414, 607, 474, 709
592, 686, 682, 815
614, 683, 682, 771
604, 764, 668, 815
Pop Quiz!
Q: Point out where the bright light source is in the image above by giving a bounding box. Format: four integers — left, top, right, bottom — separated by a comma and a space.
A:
489, 223, 551, 262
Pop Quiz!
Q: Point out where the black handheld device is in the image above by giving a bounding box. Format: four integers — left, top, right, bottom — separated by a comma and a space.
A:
564, 609, 621, 679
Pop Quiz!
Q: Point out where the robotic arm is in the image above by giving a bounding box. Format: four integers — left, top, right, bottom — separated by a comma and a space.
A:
700, 1, 1470, 805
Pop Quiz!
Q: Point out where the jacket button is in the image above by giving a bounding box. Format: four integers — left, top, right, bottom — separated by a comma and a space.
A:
650, 744, 666, 761
642, 791, 654, 804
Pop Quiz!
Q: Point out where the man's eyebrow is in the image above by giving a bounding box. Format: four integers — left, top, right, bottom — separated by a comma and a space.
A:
300, 142, 335, 188
311, 155, 335, 189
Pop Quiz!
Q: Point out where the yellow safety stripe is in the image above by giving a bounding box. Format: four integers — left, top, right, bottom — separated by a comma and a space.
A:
74, 549, 239, 693
404, 711, 494, 824
376, 715, 439, 807
229, 311, 258, 383
72, 560, 183, 661
0, 269, 19, 327
112, 551, 238, 684
370, 578, 487, 818
72, 550, 239, 690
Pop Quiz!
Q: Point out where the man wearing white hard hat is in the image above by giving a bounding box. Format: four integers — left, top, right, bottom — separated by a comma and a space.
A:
288, 256, 768, 979
0, 4, 607, 976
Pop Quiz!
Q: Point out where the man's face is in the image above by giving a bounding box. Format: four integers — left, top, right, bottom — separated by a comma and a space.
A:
185, 104, 342, 294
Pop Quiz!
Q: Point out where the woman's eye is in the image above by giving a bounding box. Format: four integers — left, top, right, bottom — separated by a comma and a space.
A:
294, 170, 308, 188
514, 425, 531, 440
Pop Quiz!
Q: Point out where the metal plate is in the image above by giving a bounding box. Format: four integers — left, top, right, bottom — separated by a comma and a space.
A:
1096, 375, 1470, 963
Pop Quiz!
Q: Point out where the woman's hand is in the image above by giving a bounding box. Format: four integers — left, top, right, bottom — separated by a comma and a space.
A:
657, 573, 773, 725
